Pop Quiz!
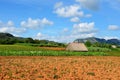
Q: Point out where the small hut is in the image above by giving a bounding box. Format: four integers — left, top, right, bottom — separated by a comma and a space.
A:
111, 45, 117, 48
66, 43, 88, 51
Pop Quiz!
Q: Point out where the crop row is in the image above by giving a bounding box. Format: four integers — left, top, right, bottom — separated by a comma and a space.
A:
0, 45, 44, 51
88, 47, 111, 52
0, 50, 108, 56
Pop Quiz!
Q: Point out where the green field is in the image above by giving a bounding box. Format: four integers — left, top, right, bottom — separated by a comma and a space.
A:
0, 45, 120, 56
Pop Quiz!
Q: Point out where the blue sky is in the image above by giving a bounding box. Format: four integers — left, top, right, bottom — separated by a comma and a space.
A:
0, 0, 120, 42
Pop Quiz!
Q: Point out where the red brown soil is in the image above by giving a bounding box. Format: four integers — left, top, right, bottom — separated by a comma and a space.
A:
0, 56, 120, 80
39, 47, 65, 51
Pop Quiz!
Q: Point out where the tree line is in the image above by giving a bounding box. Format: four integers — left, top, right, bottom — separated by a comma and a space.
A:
85, 41, 113, 48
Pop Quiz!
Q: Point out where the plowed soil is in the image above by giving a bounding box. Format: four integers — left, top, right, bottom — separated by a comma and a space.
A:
0, 56, 120, 80
39, 47, 65, 51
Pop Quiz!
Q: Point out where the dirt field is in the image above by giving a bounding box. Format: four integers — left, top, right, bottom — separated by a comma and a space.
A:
0, 56, 120, 80
39, 47, 65, 51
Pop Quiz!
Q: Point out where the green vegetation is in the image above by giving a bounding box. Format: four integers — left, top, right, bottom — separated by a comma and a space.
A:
88, 47, 111, 52
0, 45, 109, 56
0, 45, 44, 51
0, 50, 108, 56
0, 44, 119, 56
85, 41, 92, 47
84, 41, 112, 52
85, 41, 112, 48
0, 32, 120, 56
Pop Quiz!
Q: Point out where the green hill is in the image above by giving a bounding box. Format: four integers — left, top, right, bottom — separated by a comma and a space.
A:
0, 33, 65, 47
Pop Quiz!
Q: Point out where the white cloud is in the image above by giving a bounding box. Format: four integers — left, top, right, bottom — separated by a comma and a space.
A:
0, 20, 14, 27
34, 22, 97, 42
35, 32, 48, 40
70, 17, 80, 22
54, 2, 63, 9
76, 0, 99, 11
41, 18, 53, 25
54, 2, 92, 24
72, 22, 97, 34
85, 14, 92, 18
21, 18, 53, 29
12, 34, 20, 37
36, 32, 43, 38
71, 33, 95, 39
54, 4, 84, 17
69, 22, 97, 41
7, 21, 14, 26
104, 36, 119, 40
0, 18, 53, 38
0, 27, 26, 33
63, 28, 69, 32
35, 32, 55, 40
35, 32, 71, 42
49, 33, 95, 42
0, 20, 26, 34
105, 0, 120, 10
108, 25, 120, 30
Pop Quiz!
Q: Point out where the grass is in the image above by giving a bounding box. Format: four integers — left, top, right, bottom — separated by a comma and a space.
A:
0, 45, 45, 51
0, 45, 120, 56
107, 51, 120, 56
88, 47, 111, 52
0, 50, 108, 56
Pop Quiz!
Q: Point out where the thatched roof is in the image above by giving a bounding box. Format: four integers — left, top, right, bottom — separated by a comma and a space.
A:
66, 43, 88, 51
111, 45, 117, 48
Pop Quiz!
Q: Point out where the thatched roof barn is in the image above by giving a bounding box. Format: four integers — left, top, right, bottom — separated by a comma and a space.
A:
66, 43, 88, 51
111, 45, 117, 48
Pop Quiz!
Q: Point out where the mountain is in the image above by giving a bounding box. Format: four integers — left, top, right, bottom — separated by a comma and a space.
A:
0, 33, 25, 40
74, 37, 120, 45
0, 33, 26, 44
107, 39, 120, 45
1, 33, 120, 46
0, 33, 14, 39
